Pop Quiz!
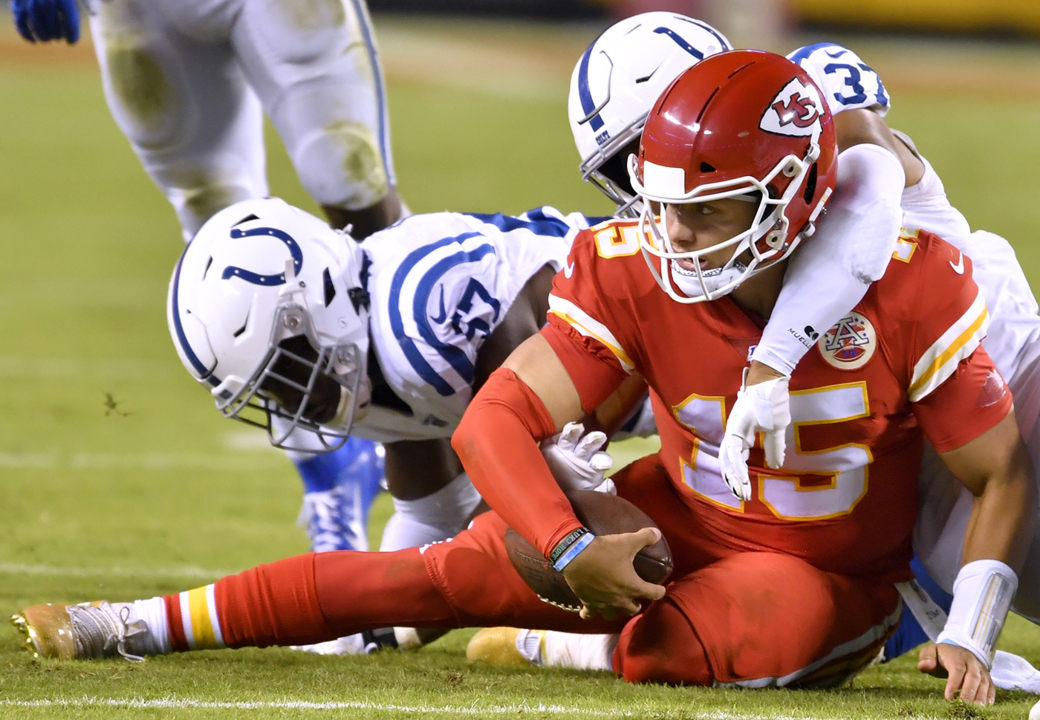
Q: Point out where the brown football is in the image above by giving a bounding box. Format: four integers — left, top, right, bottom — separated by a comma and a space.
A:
504, 489, 673, 612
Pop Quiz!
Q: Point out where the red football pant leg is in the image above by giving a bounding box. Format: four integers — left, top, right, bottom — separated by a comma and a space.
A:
614, 552, 900, 687
214, 511, 623, 648
215, 553, 332, 648
422, 511, 625, 633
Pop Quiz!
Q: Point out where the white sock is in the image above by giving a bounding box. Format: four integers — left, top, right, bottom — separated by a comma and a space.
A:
379, 472, 481, 551
543, 631, 617, 671
111, 597, 171, 656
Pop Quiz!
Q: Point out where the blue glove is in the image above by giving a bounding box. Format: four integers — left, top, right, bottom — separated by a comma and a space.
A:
11, 0, 81, 44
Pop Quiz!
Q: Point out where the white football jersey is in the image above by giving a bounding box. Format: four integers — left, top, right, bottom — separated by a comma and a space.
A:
789, 44, 1040, 617
787, 42, 891, 117
790, 43, 1040, 376
352, 207, 601, 443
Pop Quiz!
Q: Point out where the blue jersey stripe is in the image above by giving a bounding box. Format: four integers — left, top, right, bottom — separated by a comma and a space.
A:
464, 211, 572, 238
388, 233, 499, 397
787, 42, 836, 65
412, 244, 498, 390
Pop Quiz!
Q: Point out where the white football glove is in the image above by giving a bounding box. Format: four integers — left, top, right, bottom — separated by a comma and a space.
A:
541, 422, 616, 495
718, 374, 791, 501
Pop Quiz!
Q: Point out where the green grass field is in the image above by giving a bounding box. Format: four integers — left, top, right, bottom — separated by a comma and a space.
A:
2, 13, 1040, 719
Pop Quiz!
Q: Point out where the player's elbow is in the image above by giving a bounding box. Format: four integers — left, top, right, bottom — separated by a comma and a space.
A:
451, 407, 482, 466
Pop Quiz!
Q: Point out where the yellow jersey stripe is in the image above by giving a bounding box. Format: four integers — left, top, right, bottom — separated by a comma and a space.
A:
908, 292, 988, 402
548, 294, 635, 372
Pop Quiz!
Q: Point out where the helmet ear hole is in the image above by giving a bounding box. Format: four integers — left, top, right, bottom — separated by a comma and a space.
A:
700, 162, 716, 173
322, 268, 337, 307
802, 163, 819, 205
598, 140, 639, 197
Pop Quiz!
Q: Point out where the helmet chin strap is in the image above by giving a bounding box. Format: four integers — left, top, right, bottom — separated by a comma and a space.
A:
327, 385, 356, 431
325, 375, 371, 432
670, 260, 748, 301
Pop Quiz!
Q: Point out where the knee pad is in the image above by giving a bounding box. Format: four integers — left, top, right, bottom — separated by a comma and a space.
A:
294, 124, 389, 210
379, 473, 482, 552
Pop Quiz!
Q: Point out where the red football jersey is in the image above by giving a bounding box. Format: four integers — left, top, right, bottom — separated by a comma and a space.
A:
543, 221, 1010, 580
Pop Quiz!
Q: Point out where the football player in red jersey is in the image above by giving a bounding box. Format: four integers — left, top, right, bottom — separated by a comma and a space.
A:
455, 50, 1034, 702
11, 51, 1033, 707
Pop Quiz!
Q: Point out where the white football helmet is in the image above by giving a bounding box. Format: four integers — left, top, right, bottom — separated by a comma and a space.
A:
167, 197, 372, 451
569, 12, 732, 217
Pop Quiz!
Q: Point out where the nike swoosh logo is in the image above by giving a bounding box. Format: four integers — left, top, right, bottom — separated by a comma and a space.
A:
950, 252, 965, 275
564, 261, 575, 279
430, 285, 448, 323
824, 48, 847, 58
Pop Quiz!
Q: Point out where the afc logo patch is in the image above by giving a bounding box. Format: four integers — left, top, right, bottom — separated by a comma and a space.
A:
818, 311, 876, 370
759, 77, 825, 140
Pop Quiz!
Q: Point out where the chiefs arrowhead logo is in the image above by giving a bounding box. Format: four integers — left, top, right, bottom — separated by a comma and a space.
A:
760, 77, 825, 139
771, 95, 820, 129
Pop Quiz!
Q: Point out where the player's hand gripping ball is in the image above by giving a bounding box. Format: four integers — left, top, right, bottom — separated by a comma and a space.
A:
504, 489, 673, 611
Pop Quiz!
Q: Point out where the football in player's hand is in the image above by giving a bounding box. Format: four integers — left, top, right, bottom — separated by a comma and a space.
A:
504, 489, 673, 612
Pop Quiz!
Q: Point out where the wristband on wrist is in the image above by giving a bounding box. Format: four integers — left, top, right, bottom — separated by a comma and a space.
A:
936, 559, 1018, 669
550, 527, 595, 572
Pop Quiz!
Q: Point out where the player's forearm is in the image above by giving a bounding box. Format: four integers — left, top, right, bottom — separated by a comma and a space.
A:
452, 369, 584, 558
936, 413, 1037, 668
833, 108, 923, 188
750, 143, 904, 376
961, 442, 1036, 571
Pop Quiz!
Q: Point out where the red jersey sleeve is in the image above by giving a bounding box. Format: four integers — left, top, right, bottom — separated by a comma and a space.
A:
543, 224, 642, 413
889, 232, 1012, 450
912, 346, 1011, 452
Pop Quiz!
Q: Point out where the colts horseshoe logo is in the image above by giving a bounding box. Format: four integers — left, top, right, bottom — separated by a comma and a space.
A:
222, 226, 303, 286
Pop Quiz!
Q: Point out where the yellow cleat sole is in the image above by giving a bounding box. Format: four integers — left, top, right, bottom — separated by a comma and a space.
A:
10, 604, 76, 660
466, 627, 535, 667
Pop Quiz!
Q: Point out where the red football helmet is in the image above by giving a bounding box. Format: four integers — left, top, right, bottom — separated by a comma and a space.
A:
629, 49, 837, 303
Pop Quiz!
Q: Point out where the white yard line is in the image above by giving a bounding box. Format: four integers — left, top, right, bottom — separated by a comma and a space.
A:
0, 452, 282, 471
0, 698, 948, 719
0, 563, 238, 579
1, 698, 627, 715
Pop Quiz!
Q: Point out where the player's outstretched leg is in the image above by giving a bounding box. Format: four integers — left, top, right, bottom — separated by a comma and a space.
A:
11, 548, 451, 661
11, 513, 618, 662
293, 437, 385, 553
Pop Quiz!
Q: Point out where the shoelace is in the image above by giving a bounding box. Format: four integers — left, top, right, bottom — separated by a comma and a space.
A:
299, 488, 363, 552
68, 603, 147, 662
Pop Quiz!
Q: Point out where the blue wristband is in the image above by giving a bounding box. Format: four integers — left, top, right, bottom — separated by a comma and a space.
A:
551, 530, 596, 572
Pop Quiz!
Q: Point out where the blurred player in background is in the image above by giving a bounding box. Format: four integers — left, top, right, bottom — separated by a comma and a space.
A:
12, 53, 1034, 707
9, 0, 409, 554
529, 12, 1040, 679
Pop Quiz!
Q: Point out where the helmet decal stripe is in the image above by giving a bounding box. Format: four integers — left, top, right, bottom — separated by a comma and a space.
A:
170, 251, 221, 387
674, 17, 733, 52
222, 226, 304, 286
576, 43, 605, 132
651, 27, 705, 60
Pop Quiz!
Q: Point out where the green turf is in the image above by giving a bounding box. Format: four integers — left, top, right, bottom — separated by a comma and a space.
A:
2, 15, 1040, 720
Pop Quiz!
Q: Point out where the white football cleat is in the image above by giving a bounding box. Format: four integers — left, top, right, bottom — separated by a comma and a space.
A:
292, 634, 366, 655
